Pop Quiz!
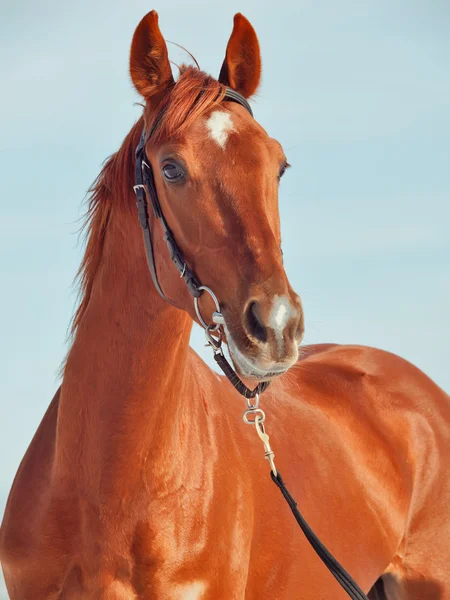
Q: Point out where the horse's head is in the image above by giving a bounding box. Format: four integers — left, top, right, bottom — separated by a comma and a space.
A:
129, 11, 304, 381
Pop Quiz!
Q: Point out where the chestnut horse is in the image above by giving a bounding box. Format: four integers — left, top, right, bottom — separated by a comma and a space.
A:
1, 10, 449, 600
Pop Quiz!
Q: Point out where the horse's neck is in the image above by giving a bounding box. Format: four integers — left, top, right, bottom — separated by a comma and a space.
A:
56, 213, 196, 496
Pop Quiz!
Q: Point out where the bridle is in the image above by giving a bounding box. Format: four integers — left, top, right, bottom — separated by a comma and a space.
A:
133, 86, 369, 600
133, 87, 268, 399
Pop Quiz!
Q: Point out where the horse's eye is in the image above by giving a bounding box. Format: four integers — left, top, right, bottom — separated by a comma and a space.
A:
162, 163, 185, 182
278, 161, 289, 181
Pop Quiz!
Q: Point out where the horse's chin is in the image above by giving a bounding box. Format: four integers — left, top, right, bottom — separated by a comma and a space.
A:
223, 332, 289, 384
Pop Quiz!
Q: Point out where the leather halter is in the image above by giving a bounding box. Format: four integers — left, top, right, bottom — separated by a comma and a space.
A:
133, 87, 252, 307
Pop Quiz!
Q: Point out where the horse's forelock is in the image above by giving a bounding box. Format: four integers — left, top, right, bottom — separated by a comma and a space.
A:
146, 66, 226, 142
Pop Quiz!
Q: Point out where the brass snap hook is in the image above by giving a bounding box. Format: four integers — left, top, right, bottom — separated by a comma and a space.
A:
255, 416, 277, 477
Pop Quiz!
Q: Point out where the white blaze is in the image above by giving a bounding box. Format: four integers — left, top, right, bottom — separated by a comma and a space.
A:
205, 110, 234, 148
269, 296, 297, 353
274, 303, 288, 328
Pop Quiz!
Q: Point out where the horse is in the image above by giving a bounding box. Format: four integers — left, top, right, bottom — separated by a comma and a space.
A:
1, 10, 449, 600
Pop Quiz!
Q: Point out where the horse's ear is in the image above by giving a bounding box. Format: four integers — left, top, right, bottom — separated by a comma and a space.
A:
218, 13, 261, 98
129, 10, 174, 100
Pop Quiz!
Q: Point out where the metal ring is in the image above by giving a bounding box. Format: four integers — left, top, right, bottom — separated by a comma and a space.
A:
194, 286, 222, 330
246, 392, 260, 410
243, 408, 266, 425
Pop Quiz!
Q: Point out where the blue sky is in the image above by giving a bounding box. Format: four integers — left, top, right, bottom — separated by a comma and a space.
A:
1, 1, 449, 595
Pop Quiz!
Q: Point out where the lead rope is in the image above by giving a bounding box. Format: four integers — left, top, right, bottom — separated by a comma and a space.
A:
202, 324, 368, 600
269, 469, 368, 600
243, 397, 368, 599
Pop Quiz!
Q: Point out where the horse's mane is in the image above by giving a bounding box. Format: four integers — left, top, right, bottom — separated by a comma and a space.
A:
70, 66, 225, 338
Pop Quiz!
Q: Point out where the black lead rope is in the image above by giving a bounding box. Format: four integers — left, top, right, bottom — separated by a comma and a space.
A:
216, 356, 368, 597
134, 86, 367, 600
271, 471, 369, 600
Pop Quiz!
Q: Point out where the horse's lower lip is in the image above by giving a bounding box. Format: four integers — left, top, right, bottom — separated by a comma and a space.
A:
231, 356, 289, 381
248, 369, 287, 380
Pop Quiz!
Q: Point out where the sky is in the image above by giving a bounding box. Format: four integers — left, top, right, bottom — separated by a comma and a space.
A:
0, 0, 449, 596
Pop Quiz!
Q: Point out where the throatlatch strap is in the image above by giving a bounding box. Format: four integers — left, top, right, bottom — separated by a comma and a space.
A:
270, 471, 369, 600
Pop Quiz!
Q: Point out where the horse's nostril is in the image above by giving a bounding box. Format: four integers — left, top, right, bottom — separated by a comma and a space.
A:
245, 301, 268, 343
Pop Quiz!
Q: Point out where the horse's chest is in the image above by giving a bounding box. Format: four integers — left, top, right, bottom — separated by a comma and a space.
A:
131, 475, 252, 598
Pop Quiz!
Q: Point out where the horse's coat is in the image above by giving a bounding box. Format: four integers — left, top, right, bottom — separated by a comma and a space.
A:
1, 10, 449, 600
